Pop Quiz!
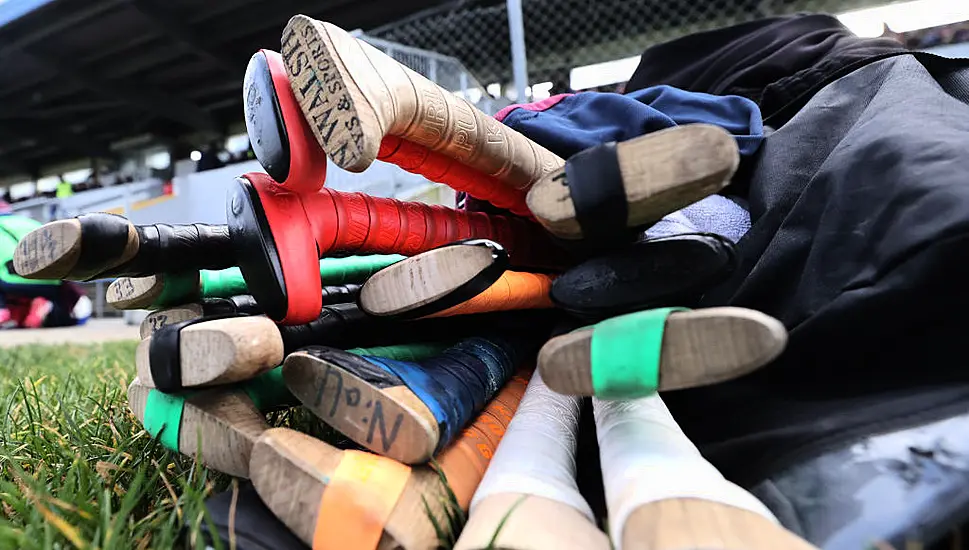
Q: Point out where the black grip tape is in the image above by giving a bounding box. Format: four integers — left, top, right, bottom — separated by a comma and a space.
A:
278, 303, 371, 352
200, 295, 262, 316
564, 142, 628, 243
148, 313, 245, 393
76, 213, 134, 278
320, 284, 362, 306
122, 224, 235, 276
279, 305, 560, 356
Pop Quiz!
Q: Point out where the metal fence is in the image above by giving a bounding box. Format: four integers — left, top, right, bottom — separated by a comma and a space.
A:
357, 32, 511, 115
368, 0, 907, 101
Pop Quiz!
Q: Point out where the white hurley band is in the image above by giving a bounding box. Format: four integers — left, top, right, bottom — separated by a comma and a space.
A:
594, 395, 776, 549
470, 371, 594, 521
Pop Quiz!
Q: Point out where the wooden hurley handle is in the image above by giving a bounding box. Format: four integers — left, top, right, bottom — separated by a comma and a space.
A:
127, 379, 269, 478
623, 498, 817, 550
135, 316, 285, 390
592, 395, 816, 550
249, 372, 530, 550
539, 307, 787, 398
281, 16, 563, 189
358, 239, 508, 319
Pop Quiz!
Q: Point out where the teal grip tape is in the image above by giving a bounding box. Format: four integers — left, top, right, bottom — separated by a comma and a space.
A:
153, 272, 201, 308
143, 389, 187, 452
590, 307, 688, 399
199, 267, 248, 298
240, 367, 293, 411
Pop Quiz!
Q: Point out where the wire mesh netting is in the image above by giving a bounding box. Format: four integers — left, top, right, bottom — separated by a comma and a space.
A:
364, 0, 906, 102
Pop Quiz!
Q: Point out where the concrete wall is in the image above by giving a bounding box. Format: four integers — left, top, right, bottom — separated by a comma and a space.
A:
127, 158, 439, 225
12, 157, 442, 226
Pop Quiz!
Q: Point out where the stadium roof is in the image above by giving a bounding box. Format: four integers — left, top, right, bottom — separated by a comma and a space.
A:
0, 0, 457, 180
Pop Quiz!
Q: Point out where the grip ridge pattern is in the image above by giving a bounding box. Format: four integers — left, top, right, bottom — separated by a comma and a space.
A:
308, 188, 563, 270
379, 136, 531, 217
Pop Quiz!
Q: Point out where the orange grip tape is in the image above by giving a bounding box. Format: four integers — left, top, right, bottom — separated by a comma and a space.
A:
313, 450, 412, 550
426, 272, 556, 318
435, 370, 531, 510
379, 136, 532, 217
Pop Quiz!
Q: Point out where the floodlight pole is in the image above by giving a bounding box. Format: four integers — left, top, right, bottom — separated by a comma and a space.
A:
507, 0, 529, 102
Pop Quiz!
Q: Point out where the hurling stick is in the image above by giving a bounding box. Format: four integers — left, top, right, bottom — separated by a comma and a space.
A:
12, 214, 233, 281
282, 334, 538, 464
249, 372, 529, 550
594, 395, 817, 549
138, 285, 360, 338
525, 125, 739, 241
135, 305, 553, 392
455, 371, 609, 550
359, 239, 554, 320
111, 254, 401, 310
539, 307, 786, 398
281, 16, 562, 188
127, 344, 449, 477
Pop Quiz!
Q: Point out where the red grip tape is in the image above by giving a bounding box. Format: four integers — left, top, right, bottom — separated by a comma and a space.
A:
378, 136, 532, 217
302, 189, 563, 269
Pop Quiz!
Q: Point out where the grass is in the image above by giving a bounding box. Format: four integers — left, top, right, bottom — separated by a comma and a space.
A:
0, 342, 464, 549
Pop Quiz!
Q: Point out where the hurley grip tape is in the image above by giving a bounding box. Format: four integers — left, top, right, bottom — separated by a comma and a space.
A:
126, 223, 235, 275
75, 213, 131, 277
313, 450, 411, 550
307, 188, 563, 270
435, 371, 531, 511
277, 303, 371, 352
593, 396, 777, 550
425, 271, 555, 319
148, 314, 245, 393
378, 136, 531, 217
564, 142, 629, 243
143, 389, 187, 452
590, 307, 687, 399
363, 337, 520, 453
470, 371, 594, 519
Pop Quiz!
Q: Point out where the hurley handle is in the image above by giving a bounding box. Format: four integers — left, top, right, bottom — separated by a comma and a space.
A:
426, 271, 555, 318
125, 223, 235, 275
277, 305, 556, 355
302, 188, 564, 270
436, 370, 531, 510
379, 136, 531, 217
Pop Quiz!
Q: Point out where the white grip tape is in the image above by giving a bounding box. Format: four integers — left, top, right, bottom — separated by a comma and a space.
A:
594, 396, 776, 549
470, 370, 595, 520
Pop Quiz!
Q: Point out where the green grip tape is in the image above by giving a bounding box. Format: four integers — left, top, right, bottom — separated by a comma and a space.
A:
347, 342, 451, 362
143, 389, 187, 452
590, 307, 688, 399
149, 255, 405, 308
318, 255, 404, 285
199, 267, 248, 298
153, 272, 202, 308
240, 367, 293, 411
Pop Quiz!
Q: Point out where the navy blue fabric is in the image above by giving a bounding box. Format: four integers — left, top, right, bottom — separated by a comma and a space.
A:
361, 337, 516, 452
498, 86, 764, 159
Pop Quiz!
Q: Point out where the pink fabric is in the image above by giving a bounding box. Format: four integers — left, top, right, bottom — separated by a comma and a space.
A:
22, 297, 51, 329
494, 94, 573, 122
